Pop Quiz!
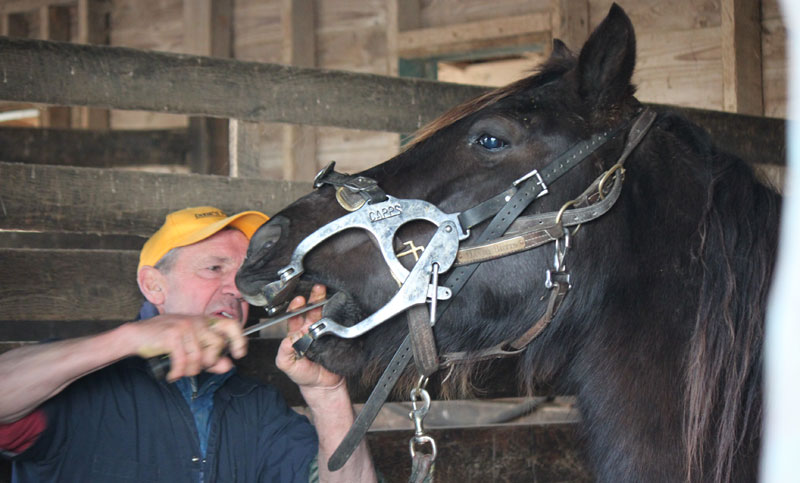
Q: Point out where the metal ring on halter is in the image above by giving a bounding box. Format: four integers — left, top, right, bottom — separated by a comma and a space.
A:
555, 199, 578, 227
597, 163, 625, 200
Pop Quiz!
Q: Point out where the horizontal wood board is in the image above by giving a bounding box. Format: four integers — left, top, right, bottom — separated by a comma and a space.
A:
0, 127, 189, 167
0, 162, 311, 236
0, 37, 487, 133
0, 37, 785, 166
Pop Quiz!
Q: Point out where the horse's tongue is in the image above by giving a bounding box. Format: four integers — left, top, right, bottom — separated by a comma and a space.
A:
321, 291, 363, 325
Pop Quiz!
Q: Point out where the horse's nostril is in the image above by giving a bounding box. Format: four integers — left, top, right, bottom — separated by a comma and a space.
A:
248, 218, 286, 258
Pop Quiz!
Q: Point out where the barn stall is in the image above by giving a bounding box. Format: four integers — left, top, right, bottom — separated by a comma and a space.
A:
0, 0, 787, 481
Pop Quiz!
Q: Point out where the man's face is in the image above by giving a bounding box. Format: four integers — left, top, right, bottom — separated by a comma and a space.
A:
160, 229, 250, 324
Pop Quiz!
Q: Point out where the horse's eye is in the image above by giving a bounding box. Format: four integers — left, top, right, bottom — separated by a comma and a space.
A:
476, 133, 508, 151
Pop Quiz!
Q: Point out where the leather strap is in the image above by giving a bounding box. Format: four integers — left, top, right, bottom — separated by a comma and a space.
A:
407, 304, 439, 377
327, 335, 413, 471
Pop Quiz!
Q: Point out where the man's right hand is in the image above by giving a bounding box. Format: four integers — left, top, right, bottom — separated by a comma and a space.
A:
122, 315, 248, 381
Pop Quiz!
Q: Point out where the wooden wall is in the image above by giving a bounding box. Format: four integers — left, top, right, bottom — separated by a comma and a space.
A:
19, 0, 778, 180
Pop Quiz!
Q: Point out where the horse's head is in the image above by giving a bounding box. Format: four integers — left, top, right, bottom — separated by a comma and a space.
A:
236, 4, 642, 378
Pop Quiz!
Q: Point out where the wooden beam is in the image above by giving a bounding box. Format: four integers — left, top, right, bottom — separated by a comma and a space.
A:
0, 37, 784, 164
396, 12, 551, 59
0, 162, 312, 235
551, 0, 589, 54
0, 127, 189, 167
76, 0, 111, 129
0, 248, 142, 321
0, 36, 488, 133
38, 5, 72, 129
184, 0, 232, 175
721, 0, 763, 115
281, 0, 318, 182
0, 231, 146, 250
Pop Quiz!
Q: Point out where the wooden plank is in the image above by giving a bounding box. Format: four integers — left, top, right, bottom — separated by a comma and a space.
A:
0, 162, 312, 235
0, 231, 146, 250
551, 0, 589, 52
368, 424, 590, 481
634, 26, 723, 111
761, 0, 787, 118
0, 36, 489, 133
397, 12, 551, 59
0, 127, 189, 167
281, 0, 318, 181
0, 248, 141, 321
76, 0, 111, 129
37, 5, 72, 129
0, 37, 783, 165
721, 0, 763, 115
184, 0, 232, 175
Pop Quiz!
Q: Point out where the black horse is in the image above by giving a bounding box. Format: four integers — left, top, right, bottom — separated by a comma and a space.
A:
236, 5, 780, 482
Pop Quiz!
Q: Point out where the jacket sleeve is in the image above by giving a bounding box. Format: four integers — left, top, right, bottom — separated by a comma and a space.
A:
255, 386, 319, 483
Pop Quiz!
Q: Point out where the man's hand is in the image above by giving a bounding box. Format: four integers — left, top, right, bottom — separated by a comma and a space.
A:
275, 284, 343, 390
126, 314, 248, 381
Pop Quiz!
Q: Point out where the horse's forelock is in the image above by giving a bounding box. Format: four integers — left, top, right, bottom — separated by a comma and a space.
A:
404, 58, 574, 151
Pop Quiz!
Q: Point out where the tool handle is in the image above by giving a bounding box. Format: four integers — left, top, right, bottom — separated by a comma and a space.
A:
147, 355, 172, 381
147, 348, 232, 381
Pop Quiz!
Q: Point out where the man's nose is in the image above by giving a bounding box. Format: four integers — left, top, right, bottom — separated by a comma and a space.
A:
222, 269, 242, 298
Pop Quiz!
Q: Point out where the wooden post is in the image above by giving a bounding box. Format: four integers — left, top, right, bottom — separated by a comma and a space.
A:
721, 0, 763, 115
76, 0, 111, 129
385, 0, 420, 152
38, 4, 71, 128
280, 0, 317, 181
183, 0, 232, 175
387, 0, 421, 77
551, 0, 589, 54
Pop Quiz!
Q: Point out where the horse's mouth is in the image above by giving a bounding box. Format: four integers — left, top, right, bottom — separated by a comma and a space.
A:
320, 290, 365, 326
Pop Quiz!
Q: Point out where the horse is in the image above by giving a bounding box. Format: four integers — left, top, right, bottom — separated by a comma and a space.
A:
236, 4, 780, 481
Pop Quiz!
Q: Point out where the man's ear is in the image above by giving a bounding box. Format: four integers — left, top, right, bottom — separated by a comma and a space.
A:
137, 266, 166, 306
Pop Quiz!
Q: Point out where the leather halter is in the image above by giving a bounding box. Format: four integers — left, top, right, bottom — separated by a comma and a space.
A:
268, 108, 657, 470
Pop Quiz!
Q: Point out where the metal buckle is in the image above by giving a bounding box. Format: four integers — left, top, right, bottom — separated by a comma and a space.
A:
512, 168, 549, 198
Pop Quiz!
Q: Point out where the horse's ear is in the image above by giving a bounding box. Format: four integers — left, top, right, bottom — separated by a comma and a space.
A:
575, 3, 636, 106
550, 38, 574, 61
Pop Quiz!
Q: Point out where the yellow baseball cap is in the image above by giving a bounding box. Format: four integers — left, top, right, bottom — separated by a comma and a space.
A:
138, 206, 269, 271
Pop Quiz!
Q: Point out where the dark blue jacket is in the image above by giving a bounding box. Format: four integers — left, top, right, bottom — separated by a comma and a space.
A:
11, 337, 318, 482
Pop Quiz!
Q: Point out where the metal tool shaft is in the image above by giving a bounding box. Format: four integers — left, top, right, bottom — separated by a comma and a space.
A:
147, 299, 329, 380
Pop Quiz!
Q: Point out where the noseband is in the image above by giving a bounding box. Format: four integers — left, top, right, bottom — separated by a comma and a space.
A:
262, 108, 657, 471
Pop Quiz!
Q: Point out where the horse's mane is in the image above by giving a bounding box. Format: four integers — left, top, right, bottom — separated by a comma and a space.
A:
681, 116, 779, 482
404, 57, 572, 150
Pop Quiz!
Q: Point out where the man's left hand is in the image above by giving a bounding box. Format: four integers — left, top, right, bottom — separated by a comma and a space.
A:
275, 284, 343, 390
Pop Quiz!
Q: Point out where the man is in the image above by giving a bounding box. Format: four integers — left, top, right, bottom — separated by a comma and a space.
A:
0, 206, 376, 482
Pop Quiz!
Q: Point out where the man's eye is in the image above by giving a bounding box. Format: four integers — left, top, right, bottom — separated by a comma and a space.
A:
207, 265, 222, 272
476, 133, 508, 151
